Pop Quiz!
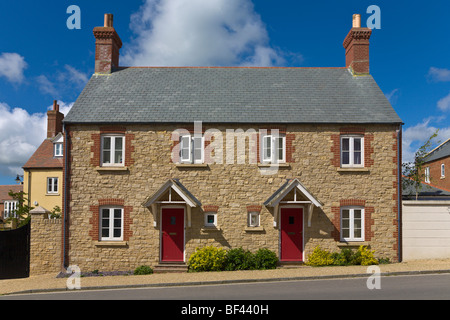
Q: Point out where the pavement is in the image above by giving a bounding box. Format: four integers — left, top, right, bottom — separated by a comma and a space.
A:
1, 258, 450, 296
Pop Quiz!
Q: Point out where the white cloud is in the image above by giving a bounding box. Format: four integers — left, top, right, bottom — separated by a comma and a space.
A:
37, 65, 89, 97
122, 0, 286, 67
437, 92, 450, 112
385, 88, 399, 105
0, 52, 27, 83
36, 75, 58, 96
427, 67, 450, 82
402, 117, 450, 163
0, 101, 73, 177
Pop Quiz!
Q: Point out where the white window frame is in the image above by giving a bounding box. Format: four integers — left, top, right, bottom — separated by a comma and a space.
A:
180, 134, 204, 164
100, 207, 124, 241
248, 211, 260, 227
425, 167, 430, 183
4, 201, 18, 219
341, 135, 364, 168
101, 135, 125, 167
204, 212, 217, 227
340, 207, 365, 242
54, 143, 63, 157
261, 134, 286, 163
47, 177, 59, 194
441, 164, 445, 178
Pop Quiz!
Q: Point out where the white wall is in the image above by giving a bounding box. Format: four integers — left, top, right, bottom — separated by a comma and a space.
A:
403, 201, 450, 261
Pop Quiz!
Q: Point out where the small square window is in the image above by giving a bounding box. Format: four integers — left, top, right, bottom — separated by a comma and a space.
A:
248, 212, 260, 227
204, 212, 217, 227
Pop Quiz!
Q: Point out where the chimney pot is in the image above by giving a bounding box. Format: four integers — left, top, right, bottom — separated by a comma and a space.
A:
352, 14, 361, 28
104, 13, 113, 27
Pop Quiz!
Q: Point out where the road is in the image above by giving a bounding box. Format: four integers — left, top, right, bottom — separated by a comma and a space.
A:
1, 274, 449, 300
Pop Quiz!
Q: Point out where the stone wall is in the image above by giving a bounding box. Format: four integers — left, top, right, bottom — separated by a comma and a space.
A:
30, 208, 62, 275
65, 123, 400, 272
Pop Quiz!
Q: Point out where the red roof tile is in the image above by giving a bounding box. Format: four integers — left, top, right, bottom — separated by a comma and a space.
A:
23, 139, 63, 169
0, 185, 23, 202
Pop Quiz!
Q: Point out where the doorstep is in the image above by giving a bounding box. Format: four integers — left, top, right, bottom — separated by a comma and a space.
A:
153, 262, 188, 274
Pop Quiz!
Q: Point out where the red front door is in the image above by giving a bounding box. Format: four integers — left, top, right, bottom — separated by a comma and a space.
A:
161, 208, 185, 262
280, 207, 303, 261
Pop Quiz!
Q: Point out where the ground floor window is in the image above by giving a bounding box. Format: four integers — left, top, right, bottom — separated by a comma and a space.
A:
340, 207, 364, 241
100, 207, 123, 241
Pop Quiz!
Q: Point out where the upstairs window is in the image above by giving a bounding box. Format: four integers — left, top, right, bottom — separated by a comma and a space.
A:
261, 134, 285, 163
441, 164, 445, 178
101, 135, 125, 166
341, 136, 364, 167
425, 167, 430, 183
54, 143, 63, 157
180, 134, 204, 164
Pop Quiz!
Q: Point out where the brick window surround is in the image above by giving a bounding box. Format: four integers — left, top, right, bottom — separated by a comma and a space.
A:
331, 127, 374, 167
91, 126, 135, 167
331, 199, 374, 241
89, 199, 133, 241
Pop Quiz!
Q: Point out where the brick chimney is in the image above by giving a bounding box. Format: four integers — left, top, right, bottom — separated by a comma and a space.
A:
343, 14, 372, 75
93, 13, 123, 74
47, 100, 64, 138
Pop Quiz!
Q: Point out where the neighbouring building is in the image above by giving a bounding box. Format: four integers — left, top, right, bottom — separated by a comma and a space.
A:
31, 13, 403, 275
0, 184, 23, 229
23, 101, 64, 216
423, 138, 450, 191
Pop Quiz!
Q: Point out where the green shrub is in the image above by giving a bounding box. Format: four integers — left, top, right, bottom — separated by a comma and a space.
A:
224, 247, 256, 271
307, 246, 379, 267
306, 246, 334, 266
134, 265, 153, 275
358, 246, 379, 266
188, 246, 227, 272
254, 248, 278, 270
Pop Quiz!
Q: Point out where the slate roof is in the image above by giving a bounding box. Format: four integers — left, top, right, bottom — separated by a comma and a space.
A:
424, 138, 450, 163
402, 178, 450, 200
64, 67, 402, 124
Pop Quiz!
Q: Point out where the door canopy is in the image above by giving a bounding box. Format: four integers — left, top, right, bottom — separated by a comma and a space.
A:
264, 178, 323, 228
142, 179, 201, 227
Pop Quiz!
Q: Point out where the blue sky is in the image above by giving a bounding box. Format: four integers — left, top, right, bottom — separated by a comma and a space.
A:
0, 0, 449, 185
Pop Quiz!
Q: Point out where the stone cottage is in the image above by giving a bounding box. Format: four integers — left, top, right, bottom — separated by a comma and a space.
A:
32, 13, 403, 274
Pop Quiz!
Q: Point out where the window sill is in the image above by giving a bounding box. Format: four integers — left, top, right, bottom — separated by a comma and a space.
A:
337, 167, 369, 173
337, 241, 368, 247
46, 193, 60, 196
96, 166, 129, 172
176, 163, 209, 168
258, 163, 290, 168
94, 241, 128, 247
244, 226, 265, 232
201, 226, 222, 232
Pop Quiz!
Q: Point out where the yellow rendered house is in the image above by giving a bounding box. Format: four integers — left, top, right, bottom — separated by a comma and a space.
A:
22, 101, 64, 215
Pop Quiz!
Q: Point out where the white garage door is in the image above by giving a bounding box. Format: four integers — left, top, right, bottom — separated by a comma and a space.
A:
403, 201, 450, 261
